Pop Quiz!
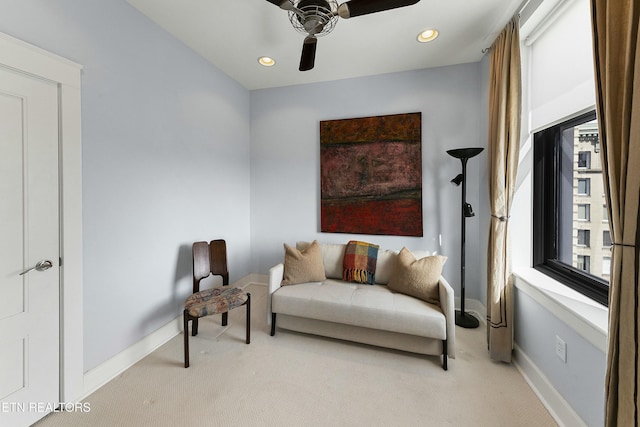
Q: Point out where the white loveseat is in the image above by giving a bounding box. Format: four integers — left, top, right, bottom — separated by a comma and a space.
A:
267, 241, 456, 369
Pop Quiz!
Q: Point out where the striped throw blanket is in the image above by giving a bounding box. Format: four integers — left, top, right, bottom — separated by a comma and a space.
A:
342, 240, 380, 285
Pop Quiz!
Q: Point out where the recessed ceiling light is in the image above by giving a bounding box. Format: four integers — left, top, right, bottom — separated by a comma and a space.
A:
417, 29, 439, 43
258, 56, 276, 67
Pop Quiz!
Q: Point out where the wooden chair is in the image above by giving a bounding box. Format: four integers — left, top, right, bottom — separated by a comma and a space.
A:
183, 240, 250, 368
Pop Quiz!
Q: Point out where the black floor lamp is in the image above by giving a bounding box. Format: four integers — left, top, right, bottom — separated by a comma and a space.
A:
447, 147, 484, 329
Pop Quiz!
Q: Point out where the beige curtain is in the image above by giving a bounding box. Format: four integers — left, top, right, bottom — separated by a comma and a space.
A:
590, 1, 640, 425
486, 15, 521, 363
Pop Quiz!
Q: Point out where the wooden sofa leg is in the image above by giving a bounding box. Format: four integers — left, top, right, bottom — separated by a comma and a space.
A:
246, 293, 251, 344
271, 313, 277, 336
442, 339, 448, 371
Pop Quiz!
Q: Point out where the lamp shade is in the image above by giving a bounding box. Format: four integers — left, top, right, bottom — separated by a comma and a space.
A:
451, 174, 464, 186
464, 203, 475, 217
447, 147, 484, 159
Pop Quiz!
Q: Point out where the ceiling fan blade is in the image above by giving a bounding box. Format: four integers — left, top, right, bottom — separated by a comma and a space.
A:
265, 0, 294, 10
338, 0, 420, 18
299, 37, 317, 71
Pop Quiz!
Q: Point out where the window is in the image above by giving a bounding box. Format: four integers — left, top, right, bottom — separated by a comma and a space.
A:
577, 204, 590, 221
578, 151, 591, 168
603, 204, 608, 222
577, 255, 591, 272
533, 111, 609, 305
603, 257, 611, 276
603, 230, 612, 247
577, 229, 590, 246
577, 178, 591, 195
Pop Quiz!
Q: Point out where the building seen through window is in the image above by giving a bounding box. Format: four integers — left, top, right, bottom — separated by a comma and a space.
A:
558, 118, 611, 279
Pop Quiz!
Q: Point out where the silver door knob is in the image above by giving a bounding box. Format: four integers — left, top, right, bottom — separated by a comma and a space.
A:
20, 260, 53, 275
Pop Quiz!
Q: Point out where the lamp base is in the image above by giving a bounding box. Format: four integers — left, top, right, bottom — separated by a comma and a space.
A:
455, 310, 479, 329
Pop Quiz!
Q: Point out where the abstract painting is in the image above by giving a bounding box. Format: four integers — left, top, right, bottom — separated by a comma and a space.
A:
320, 112, 423, 236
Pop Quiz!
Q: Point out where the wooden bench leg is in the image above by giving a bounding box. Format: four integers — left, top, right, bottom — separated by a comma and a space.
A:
270, 313, 277, 336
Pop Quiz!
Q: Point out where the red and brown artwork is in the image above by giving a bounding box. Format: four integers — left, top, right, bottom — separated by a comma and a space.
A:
320, 112, 423, 236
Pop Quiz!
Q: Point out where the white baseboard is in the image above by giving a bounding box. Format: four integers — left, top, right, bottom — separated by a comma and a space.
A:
237, 273, 268, 286
81, 315, 182, 400
513, 344, 587, 427
81, 275, 266, 401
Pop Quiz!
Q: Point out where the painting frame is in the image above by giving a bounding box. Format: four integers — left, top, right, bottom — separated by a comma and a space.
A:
320, 112, 423, 236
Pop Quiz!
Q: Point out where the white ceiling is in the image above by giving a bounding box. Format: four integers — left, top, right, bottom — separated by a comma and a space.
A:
126, 0, 523, 90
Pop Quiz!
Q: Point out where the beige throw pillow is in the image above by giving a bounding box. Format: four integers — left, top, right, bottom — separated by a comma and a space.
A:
281, 240, 326, 286
387, 247, 447, 304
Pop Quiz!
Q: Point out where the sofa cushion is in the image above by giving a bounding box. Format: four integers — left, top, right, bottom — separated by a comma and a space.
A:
387, 247, 447, 304
282, 240, 326, 286
342, 240, 379, 284
375, 249, 432, 285
297, 241, 346, 280
375, 249, 398, 285
272, 280, 446, 339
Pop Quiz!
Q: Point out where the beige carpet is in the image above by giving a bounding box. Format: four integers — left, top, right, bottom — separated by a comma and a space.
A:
35, 283, 556, 427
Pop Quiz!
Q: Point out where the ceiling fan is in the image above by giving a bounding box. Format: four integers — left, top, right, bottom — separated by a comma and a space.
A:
266, 0, 421, 71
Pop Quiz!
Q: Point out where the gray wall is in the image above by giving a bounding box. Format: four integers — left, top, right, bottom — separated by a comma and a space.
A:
249, 64, 489, 302
515, 290, 606, 426
0, 0, 252, 371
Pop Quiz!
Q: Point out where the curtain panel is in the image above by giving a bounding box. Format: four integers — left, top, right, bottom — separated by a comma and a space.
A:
590, 1, 640, 425
486, 15, 521, 363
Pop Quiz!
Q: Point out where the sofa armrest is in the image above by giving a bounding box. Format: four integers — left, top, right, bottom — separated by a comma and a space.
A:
438, 276, 456, 358
267, 263, 284, 325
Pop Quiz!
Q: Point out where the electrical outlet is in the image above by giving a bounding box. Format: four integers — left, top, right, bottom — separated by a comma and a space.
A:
555, 335, 567, 363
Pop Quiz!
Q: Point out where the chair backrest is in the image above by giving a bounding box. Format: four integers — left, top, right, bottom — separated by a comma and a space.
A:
192, 239, 229, 293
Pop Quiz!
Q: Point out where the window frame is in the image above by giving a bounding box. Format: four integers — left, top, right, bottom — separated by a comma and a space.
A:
577, 254, 591, 272
602, 257, 611, 276
577, 178, 591, 195
577, 229, 590, 247
533, 110, 609, 306
577, 203, 590, 221
578, 151, 591, 169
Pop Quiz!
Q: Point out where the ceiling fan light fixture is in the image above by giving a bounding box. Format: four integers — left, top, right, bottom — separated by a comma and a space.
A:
417, 29, 438, 43
258, 56, 276, 67
288, 0, 339, 37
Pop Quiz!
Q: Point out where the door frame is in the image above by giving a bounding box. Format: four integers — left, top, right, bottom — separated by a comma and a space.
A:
0, 32, 83, 402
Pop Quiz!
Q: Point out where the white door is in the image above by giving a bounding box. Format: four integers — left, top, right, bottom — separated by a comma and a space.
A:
0, 66, 60, 426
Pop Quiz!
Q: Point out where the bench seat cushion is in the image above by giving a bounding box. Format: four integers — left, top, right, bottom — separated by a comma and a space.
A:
272, 279, 446, 340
